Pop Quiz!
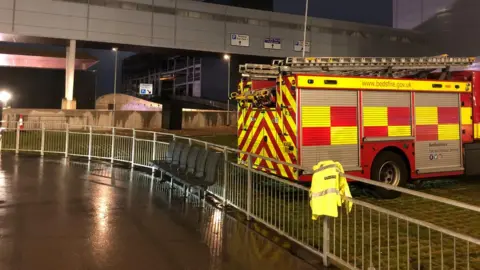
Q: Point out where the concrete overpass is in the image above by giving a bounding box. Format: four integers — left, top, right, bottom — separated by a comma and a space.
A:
0, 0, 428, 109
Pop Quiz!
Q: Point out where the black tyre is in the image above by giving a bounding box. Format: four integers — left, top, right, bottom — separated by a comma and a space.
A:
370, 151, 408, 199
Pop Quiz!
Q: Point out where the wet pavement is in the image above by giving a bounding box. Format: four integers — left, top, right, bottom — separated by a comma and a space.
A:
0, 154, 319, 270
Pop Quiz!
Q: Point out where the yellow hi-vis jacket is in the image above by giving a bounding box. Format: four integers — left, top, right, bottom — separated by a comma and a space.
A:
310, 160, 353, 220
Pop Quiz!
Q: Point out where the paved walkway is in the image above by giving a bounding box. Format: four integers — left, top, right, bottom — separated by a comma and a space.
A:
0, 154, 318, 270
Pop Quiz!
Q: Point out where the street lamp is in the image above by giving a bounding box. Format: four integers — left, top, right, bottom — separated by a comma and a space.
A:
0, 91, 11, 107
302, 0, 309, 57
112, 47, 118, 127
223, 54, 231, 126
0, 90, 11, 126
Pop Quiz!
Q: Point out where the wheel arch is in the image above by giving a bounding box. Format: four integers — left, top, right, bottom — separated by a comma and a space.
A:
371, 146, 412, 181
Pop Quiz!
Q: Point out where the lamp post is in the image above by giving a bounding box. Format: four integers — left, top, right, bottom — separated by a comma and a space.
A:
223, 54, 231, 126
112, 47, 118, 127
92, 69, 97, 109
302, 0, 309, 57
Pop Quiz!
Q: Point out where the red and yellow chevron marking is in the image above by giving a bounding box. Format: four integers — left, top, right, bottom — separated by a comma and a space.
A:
237, 80, 254, 145
416, 106, 460, 141
264, 110, 296, 178
274, 76, 298, 179
363, 106, 412, 137
279, 76, 297, 145
238, 110, 296, 179
236, 76, 299, 180
239, 112, 271, 171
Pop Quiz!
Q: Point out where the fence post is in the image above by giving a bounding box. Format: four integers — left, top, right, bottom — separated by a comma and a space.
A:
15, 121, 20, 154
323, 217, 330, 267
40, 122, 45, 156
110, 127, 115, 163
64, 123, 69, 158
152, 132, 157, 172
131, 129, 136, 168
246, 154, 252, 220
88, 126, 93, 161
222, 147, 228, 205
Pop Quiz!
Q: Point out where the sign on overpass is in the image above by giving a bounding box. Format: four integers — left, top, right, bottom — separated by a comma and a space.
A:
231, 34, 250, 47
264, 38, 281, 50
294, 40, 311, 52
139, 83, 153, 95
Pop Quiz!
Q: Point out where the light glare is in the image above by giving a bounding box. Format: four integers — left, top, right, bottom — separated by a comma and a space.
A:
0, 91, 11, 103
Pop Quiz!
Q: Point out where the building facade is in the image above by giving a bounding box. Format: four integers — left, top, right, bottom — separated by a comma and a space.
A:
395, 0, 480, 56
205, 0, 393, 26
393, 0, 456, 29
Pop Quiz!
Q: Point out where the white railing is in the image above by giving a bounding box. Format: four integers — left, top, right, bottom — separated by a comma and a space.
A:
3, 121, 480, 269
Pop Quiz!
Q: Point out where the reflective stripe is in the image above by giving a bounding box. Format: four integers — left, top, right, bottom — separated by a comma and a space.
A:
312, 163, 340, 174
311, 188, 339, 198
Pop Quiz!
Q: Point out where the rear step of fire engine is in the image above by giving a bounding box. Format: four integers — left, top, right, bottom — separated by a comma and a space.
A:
240, 55, 476, 79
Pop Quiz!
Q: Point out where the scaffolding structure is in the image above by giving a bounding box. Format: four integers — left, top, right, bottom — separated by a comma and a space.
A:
125, 56, 202, 98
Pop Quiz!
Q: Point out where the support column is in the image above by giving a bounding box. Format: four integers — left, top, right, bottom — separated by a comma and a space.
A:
62, 39, 77, 110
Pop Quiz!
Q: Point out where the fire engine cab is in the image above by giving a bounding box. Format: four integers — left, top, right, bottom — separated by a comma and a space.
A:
232, 56, 480, 198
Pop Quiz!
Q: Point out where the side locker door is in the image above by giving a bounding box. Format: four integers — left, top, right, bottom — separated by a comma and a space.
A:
299, 88, 359, 171
415, 92, 463, 172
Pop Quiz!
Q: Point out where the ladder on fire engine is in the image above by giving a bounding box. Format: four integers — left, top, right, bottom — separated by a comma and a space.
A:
240, 55, 476, 79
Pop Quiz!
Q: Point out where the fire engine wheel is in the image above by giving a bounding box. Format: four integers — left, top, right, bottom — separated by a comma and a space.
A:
370, 151, 408, 199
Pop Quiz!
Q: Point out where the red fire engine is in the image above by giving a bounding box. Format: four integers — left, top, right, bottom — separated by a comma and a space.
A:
232, 56, 479, 198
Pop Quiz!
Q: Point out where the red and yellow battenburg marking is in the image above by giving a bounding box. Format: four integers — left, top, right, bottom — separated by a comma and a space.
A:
415, 106, 460, 141
363, 107, 411, 137
301, 106, 358, 145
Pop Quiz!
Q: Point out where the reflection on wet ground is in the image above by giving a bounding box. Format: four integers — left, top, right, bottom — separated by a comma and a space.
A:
0, 154, 320, 270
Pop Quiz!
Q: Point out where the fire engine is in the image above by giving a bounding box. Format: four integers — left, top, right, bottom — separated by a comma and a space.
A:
231, 56, 480, 198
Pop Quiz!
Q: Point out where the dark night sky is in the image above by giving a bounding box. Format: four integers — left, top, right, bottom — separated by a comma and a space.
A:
0, 67, 96, 109
85, 48, 135, 97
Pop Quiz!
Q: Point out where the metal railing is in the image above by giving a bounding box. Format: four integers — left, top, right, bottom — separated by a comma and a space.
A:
3, 121, 480, 269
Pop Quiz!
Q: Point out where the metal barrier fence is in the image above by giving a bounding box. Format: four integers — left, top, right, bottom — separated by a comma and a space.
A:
3, 122, 480, 270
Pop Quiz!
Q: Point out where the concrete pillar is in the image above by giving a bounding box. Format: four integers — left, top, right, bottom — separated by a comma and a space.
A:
62, 40, 77, 110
